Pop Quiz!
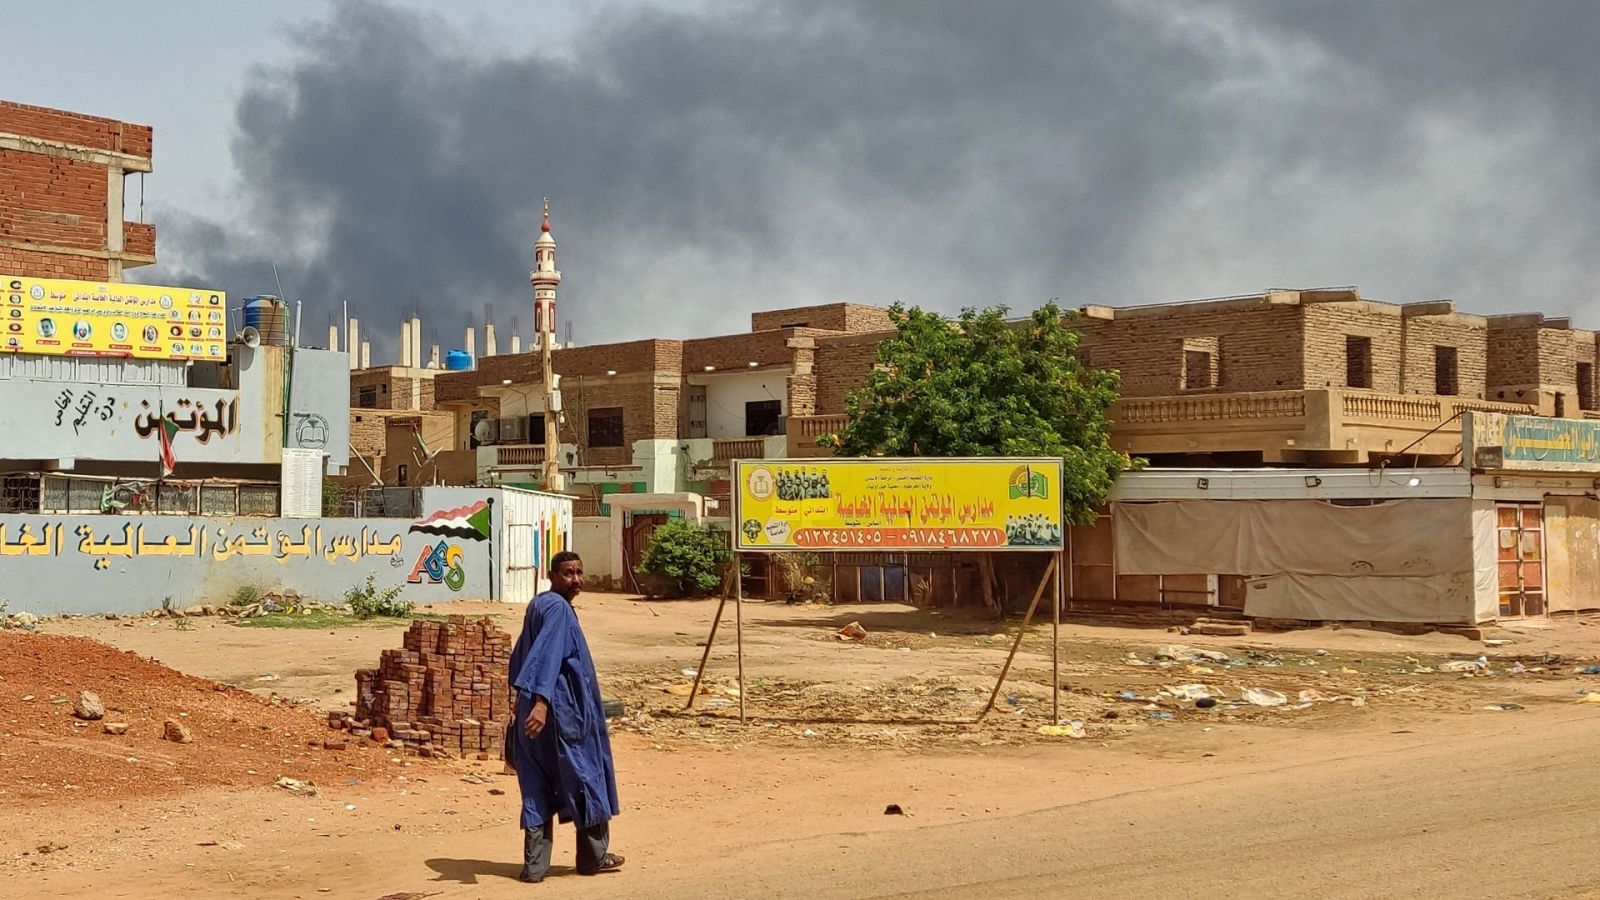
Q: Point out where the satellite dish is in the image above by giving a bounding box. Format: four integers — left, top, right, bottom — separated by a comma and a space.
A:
240, 326, 262, 348
472, 418, 495, 444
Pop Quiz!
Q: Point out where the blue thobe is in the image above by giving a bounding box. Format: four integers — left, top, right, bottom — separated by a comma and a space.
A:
508, 592, 621, 830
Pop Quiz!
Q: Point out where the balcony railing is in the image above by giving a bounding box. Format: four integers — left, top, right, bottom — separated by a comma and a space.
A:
1340, 393, 1439, 423
1116, 391, 1306, 424
495, 445, 546, 466
712, 437, 766, 462
790, 390, 1542, 462
1110, 389, 1533, 460
784, 414, 849, 458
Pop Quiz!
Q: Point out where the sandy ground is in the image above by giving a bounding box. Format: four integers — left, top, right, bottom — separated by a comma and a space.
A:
6, 594, 1600, 898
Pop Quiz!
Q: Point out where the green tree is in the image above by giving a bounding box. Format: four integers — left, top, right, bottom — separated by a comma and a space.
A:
635, 520, 736, 597
825, 302, 1134, 614
828, 302, 1133, 525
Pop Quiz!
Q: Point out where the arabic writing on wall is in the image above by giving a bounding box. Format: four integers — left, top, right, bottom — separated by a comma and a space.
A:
1502, 417, 1600, 464
134, 398, 240, 444
0, 521, 404, 569
52, 388, 116, 435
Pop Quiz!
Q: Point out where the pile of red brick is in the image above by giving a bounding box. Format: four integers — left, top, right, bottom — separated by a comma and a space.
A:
334, 616, 515, 758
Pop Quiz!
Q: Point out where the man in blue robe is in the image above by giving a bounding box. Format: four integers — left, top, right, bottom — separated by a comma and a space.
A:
507, 550, 624, 882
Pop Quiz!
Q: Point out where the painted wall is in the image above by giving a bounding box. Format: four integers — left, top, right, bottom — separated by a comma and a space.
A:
287, 348, 352, 471
0, 377, 245, 463
693, 370, 787, 437
0, 486, 565, 616
572, 517, 614, 587
497, 486, 575, 600
0, 344, 350, 473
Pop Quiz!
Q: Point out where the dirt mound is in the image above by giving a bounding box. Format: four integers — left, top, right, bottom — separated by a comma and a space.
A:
0, 632, 423, 805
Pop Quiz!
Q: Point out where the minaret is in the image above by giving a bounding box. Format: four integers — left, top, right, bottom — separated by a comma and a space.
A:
532, 199, 561, 346
531, 199, 563, 490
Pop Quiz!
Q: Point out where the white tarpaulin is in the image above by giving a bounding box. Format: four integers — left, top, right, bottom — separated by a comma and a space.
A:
1112, 499, 1477, 623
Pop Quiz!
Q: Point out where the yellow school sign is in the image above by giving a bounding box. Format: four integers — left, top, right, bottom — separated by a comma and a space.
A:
3, 275, 228, 362
732, 458, 1064, 552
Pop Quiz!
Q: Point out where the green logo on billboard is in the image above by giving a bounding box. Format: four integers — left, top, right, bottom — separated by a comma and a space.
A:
1007, 465, 1049, 500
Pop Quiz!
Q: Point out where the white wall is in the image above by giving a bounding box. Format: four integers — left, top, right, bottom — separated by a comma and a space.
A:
572, 517, 614, 586
696, 370, 787, 438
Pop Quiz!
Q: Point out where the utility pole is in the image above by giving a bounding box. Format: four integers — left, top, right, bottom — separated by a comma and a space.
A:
532, 199, 565, 492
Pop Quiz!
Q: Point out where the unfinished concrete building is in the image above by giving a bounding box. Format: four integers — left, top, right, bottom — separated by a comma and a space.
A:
788, 288, 1600, 468
0, 101, 156, 281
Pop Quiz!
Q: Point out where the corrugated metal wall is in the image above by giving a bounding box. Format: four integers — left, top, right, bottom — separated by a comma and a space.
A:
0, 354, 187, 385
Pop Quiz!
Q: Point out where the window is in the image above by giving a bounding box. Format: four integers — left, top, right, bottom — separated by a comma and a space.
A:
527, 414, 546, 445
587, 407, 624, 448
1180, 337, 1218, 390
396, 464, 408, 485
357, 386, 377, 408
1580, 363, 1595, 411
745, 399, 783, 436
1434, 346, 1459, 396
1182, 351, 1214, 390
1345, 336, 1372, 389
1555, 392, 1567, 418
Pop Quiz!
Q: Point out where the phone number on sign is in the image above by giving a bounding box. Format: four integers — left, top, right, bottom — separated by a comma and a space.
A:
791, 527, 1008, 548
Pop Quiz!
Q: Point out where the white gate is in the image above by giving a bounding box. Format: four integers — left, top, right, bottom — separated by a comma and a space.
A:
499, 487, 575, 601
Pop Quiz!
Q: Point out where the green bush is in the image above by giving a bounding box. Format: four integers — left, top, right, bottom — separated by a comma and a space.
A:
345, 574, 412, 619
635, 520, 734, 597
230, 585, 263, 607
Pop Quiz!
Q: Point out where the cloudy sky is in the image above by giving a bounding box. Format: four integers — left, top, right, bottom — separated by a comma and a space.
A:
6, 1, 1600, 360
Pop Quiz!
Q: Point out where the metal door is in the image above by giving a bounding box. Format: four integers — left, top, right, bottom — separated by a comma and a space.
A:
1496, 503, 1546, 618
624, 513, 672, 593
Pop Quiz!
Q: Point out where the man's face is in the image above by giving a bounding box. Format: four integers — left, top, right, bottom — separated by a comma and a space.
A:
552, 559, 584, 600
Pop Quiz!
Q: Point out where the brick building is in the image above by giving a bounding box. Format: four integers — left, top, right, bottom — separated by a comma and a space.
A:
792, 287, 1598, 466
1, 100, 351, 519
1, 101, 156, 281
432, 313, 878, 508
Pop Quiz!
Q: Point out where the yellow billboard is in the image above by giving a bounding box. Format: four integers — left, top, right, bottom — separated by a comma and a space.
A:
2, 275, 228, 362
732, 458, 1064, 552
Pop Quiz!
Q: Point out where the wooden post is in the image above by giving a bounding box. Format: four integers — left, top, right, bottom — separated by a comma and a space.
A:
735, 553, 746, 724
682, 571, 734, 712
1052, 549, 1063, 724
978, 555, 1058, 720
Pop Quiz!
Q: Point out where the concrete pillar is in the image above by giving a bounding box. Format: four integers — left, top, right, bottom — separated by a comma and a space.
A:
485, 322, 498, 358
105, 165, 126, 282
348, 318, 360, 371
327, 323, 339, 353
429, 344, 441, 368
360, 340, 371, 370
398, 319, 412, 367
510, 334, 522, 354
410, 316, 422, 370
466, 327, 477, 369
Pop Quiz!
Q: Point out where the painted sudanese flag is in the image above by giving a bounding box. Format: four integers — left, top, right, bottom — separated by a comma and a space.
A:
409, 499, 492, 541
158, 417, 179, 476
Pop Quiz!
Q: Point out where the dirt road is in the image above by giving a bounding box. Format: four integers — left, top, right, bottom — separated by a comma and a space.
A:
7, 596, 1600, 898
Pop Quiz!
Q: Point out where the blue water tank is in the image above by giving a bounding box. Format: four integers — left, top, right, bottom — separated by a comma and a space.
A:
445, 349, 473, 371
242, 295, 290, 345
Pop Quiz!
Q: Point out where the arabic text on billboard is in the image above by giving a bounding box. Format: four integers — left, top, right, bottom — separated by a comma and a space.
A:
1471, 412, 1600, 471
733, 458, 1064, 552
3, 275, 227, 361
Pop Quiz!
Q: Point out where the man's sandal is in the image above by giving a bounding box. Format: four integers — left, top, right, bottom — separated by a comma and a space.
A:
580, 853, 625, 875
